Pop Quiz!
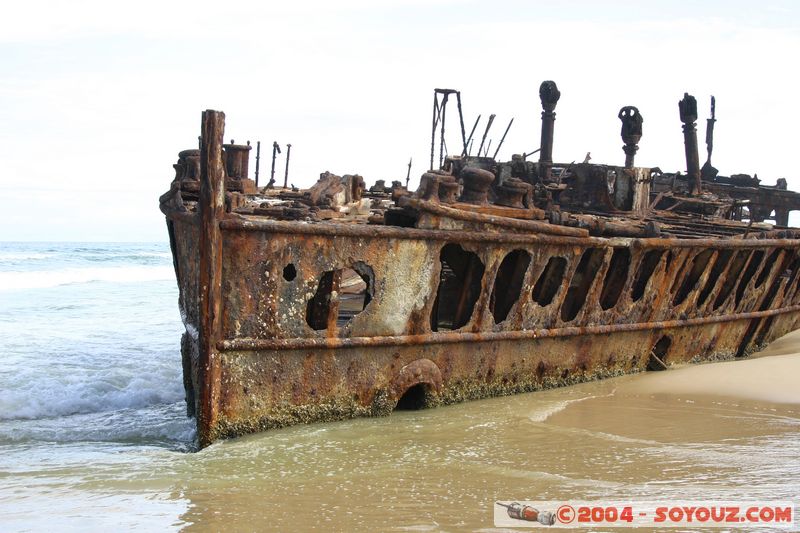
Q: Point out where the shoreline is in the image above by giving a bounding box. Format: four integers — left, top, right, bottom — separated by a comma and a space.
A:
616, 329, 800, 406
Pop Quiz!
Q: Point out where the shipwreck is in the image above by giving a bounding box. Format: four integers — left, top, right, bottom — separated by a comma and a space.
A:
160, 82, 800, 448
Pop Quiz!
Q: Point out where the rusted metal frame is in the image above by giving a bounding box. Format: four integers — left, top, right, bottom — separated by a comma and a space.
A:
462, 242, 490, 332
528, 247, 579, 326
591, 246, 669, 326
757, 249, 797, 316
692, 249, 739, 317
163, 210, 199, 225
217, 302, 800, 352
649, 221, 743, 238
215, 221, 795, 341
453, 257, 481, 328
784, 253, 800, 303
755, 251, 794, 311
166, 219, 181, 283
197, 110, 226, 448
737, 251, 796, 354
438, 92, 449, 169
791, 275, 800, 305
564, 247, 615, 325
326, 270, 342, 332
626, 248, 663, 305
221, 216, 800, 251
725, 249, 764, 313
706, 182, 800, 208
430, 93, 439, 169
684, 248, 727, 316
455, 91, 467, 156
710, 249, 753, 313
487, 247, 534, 326
648, 215, 745, 234
719, 247, 775, 315
668, 248, 699, 300
673, 248, 731, 317
522, 247, 570, 323
543, 247, 606, 327
597, 247, 636, 313
637, 248, 691, 324
732, 249, 785, 314
528, 247, 590, 330
595, 247, 643, 317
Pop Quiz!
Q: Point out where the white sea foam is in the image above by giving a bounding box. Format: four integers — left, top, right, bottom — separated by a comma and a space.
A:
133, 251, 172, 258
0, 252, 52, 261
0, 402, 195, 445
527, 391, 615, 423
0, 367, 184, 421
0, 265, 174, 290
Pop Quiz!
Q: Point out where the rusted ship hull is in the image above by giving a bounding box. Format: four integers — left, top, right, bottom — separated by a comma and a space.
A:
163, 92, 800, 448
166, 205, 800, 447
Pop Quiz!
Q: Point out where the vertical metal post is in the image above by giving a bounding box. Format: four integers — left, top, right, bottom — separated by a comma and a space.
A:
269, 141, 281, 188
438, 93, 449, 169
283, 144, 292, 188
430, 92, 439, 170
255, 141, 261, 187
456, 91, 467, 157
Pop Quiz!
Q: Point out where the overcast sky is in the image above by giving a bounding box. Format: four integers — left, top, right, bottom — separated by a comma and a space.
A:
1, 0, 799, 241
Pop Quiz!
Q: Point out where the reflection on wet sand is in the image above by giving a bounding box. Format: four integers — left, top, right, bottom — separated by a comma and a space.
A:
175, 331, 800, 531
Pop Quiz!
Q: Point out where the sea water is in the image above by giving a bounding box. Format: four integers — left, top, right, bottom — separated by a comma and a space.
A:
0, 242, 798, 531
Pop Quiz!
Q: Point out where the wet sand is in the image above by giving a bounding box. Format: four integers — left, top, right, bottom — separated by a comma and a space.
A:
619, 329, 800, 406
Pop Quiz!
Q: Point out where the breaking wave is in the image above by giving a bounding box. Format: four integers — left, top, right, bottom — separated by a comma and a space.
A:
0, 403, 195, 446
0, 252, 53, 261
0, 265, 174, 290
0, 362, 184, 421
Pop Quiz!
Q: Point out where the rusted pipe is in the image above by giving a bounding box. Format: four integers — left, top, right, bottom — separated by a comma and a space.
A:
400, 197, 587, 237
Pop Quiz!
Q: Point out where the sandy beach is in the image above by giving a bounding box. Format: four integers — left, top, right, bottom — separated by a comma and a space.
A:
620, 330, 800, 405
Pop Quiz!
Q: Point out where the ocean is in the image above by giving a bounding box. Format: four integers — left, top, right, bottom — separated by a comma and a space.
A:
0, 242, 798, 532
